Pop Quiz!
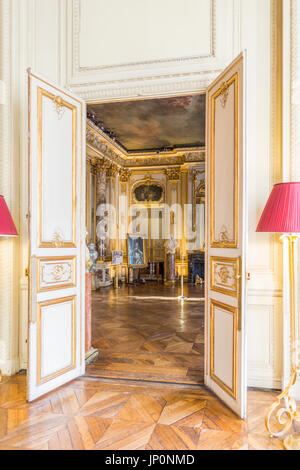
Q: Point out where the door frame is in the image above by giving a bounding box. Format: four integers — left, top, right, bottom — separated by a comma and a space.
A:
25, 64, 248, 411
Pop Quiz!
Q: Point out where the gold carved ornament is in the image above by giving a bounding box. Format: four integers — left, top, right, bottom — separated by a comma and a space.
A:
52, 231, 64, 248
219, 81, 230, 108
50, 264, 67, 282
53, 96, 66, 120
216, 266, 232, 284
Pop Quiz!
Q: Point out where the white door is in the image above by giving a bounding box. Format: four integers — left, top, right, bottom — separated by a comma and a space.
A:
205, 53, 247, 418
27, 70, 86, 401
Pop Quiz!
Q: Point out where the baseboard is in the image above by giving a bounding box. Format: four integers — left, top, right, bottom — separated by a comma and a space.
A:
0, 357, 20, 376
247, 376, 282, 390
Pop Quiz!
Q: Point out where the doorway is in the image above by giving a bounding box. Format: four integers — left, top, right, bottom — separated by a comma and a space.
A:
84, 93, 206, 385
27, 52, 247, 418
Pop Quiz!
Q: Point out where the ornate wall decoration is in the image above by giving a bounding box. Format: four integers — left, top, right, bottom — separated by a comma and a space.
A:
209, 72, 239, 249
210, 256, 240, 298
165, 168, 181, 181
53, 96, 66, 119
72, 0, 216, 76
218, 81, 230, 108
37, 257, 76, 292
119, 169, 131, 182
193, 176, 205, 232
133, 181, 164, 203
196, 180, 206, 202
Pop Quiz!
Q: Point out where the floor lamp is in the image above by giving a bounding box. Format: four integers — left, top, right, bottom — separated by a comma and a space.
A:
256, 182, 300, 450
0, 195, 18, 382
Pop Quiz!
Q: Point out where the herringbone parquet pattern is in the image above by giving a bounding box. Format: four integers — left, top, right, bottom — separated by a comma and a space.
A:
0, 374, 285, 450
86, 284, 205, 384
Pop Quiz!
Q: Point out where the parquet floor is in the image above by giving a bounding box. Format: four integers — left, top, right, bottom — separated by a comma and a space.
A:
86, 284, 205, 384
0, 374, 285, 450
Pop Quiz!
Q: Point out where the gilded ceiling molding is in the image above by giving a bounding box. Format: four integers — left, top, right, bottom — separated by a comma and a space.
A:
86, 120, 206, 169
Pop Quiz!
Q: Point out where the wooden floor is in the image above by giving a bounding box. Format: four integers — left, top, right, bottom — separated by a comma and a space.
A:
0, 284, 288, 450
86, 284, 205, 384
0, 373, 285, 450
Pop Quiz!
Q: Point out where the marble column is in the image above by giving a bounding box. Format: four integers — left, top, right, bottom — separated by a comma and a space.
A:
165, 253, 176, 284
96, 160, 107, 259
85, 272, 98, 363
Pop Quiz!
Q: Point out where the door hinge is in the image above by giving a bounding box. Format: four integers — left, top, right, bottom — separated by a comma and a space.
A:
25, 268, 29, 277
246, 272, 251, 281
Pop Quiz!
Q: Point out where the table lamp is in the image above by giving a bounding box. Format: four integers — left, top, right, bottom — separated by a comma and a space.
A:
257, 182, 300, 450
0, 195, 18, 382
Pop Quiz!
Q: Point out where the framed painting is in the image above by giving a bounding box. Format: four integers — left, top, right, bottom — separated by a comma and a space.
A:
112, 250, 123, 266
127, 235, 147, 268
133, 182, 164, 203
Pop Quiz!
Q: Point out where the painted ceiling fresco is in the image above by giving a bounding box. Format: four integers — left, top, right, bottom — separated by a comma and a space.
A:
87, 94, 206, 153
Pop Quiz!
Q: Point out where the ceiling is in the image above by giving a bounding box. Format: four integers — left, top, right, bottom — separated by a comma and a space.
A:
87, 94, 206, 153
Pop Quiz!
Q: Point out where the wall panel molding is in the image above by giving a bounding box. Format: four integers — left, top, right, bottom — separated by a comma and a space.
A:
247, 299, 282, 390
66, 0, 237, 101
72, 0, 217, 74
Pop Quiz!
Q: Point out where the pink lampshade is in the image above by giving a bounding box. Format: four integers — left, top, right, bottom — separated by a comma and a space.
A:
256, 182, 300, 233
0, 195, 18, 236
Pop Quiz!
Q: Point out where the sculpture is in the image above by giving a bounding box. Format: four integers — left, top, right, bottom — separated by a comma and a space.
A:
96, 206, 108, 260
164, 235, 178, 254
164, 235, 178, 284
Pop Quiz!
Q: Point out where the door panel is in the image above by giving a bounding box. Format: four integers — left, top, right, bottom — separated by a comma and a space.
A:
28, 71, 86, 401
206, 53, 246, 418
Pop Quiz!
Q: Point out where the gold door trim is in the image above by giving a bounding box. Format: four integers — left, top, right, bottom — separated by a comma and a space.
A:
37, 87, 77, 248
210, 72, 239, 248
210, 256, 240, 298
37, 296, 76, 385
37, 256, 77, 293
210, 299, 237, 399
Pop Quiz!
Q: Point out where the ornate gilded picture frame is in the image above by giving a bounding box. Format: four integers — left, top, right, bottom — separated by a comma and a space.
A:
127, 234, 147, 268
132, 178, 164, 205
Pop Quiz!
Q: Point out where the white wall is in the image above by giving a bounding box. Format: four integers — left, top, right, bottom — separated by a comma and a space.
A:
0, 0, 285, 389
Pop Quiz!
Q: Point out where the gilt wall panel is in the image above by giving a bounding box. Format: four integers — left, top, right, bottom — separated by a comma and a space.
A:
37, 257, 76, 292
210, 76, 238, 248
38, 89, 77, 247
78, 0, 213, 70
211, 256, 239, 297
210, 300, 237, 398
37, 296, 76, 385
67, 0, 237, 100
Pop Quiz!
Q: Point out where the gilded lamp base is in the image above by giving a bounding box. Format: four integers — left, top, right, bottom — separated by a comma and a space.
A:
284, 434, 300, 450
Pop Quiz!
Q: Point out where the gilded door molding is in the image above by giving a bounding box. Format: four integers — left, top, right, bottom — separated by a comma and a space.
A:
37, 296, 76, 386
206, 53, 245, 418
37, 256, 76, 293
210, 299, 237, 399
210, 73, 239, 248
37, 87, 77, 248
210, 256, 240, 298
